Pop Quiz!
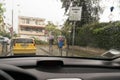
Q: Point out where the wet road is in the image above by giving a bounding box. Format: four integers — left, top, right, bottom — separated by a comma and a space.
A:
6, 45, 49, 56
3, 45, 67, 56
36, 46, 50, 56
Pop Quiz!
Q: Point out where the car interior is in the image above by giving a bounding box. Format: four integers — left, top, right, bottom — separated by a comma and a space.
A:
0, 56, 120, 80
1, 0, 120, 80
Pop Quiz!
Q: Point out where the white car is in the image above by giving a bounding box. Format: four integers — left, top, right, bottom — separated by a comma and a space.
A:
3, 37, 10, 44
0, 36, 10, 44
0, 36, 4, 43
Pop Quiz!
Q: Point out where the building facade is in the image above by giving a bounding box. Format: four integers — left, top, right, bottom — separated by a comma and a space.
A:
18, 16, 46, 40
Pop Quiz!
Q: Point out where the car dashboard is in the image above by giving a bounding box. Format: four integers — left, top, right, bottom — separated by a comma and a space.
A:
0, 56, 120, 80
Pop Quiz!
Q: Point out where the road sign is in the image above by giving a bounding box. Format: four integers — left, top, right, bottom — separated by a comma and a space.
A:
69, 6, 82, 21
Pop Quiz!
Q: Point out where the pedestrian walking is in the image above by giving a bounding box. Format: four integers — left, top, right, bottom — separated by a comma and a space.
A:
57, 36, 64, 56
48, 33, 54, 54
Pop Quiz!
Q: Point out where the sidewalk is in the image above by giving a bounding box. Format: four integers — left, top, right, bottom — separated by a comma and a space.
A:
38, 45, 106, 57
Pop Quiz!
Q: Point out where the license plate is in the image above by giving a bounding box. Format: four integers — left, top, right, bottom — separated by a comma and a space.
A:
21, 43, 28, 48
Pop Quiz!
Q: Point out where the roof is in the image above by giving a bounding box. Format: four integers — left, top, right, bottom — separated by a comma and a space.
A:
19, 16, 45, 21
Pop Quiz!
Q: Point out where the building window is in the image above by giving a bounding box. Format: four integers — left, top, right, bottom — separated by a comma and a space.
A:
20, 19, 26, 24
21, 27, 43, 33
35, 20, 38, 25
26, 19, 29, 24
31, 19, 35, 24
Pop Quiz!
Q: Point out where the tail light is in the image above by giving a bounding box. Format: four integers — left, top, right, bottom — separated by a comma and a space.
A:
14, 43, 15, 46
34, 43, 35, 46
33, 41, 35, 46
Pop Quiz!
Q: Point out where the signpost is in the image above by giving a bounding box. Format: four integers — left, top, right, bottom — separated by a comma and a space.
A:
69, 6, 82, 56
69, 7, 82, 21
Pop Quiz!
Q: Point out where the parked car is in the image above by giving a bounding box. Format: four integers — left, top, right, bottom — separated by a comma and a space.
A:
0, 36, 10, 44
0, 36, 5, 43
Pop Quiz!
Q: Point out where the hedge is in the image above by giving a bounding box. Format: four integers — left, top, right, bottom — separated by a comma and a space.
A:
34, 39, 48, 45
77, 21, 120, 50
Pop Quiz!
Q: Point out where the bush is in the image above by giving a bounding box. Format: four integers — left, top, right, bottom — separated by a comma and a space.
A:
77, 21, 120, 50
34, 39, 48, 45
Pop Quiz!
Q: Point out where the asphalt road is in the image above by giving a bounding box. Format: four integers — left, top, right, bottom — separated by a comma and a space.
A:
38, 45, 68, 56
6, 45, 50, 56
1, 45, 103, 57
36, 46, 50, 56
36, 45, 66, 56
4, 45, 70, 56
0, 43, 70, 56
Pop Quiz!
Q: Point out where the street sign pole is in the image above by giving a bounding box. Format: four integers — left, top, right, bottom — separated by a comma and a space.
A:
72, 21, 76, 56
69, 6, 82, 56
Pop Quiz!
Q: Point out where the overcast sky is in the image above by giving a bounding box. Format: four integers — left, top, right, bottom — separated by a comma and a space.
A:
3, 0, 120, 32
99, 0, 120, 22
4, 0, 67, 32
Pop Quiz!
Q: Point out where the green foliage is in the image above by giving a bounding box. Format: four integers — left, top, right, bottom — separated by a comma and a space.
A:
61, 21, 72, 45
0, 3, 5, 16
61, 0, 101, 25
0, 32, 11, 39
62, 21, 72, 36
77, 21, 120, 50
0, 3, 6, 35
45, 22, 56, 32
45, 22, 61, 34
34, 39, 48, 45
45, 21, 61, 40
0, 3, 5, 23
61, 0, 102, 46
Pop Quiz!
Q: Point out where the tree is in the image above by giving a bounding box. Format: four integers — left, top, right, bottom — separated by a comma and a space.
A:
0, 3, 5, 34
61, 0, 101, 25
61, 21, 72, 46
61, 0, 102, 45
0, 3, 4, 22
62, 21, 72, 37
45, 21, 61, 43
0, 32, 11, 39
45, 21, 57, 32
45, 21, 61, 36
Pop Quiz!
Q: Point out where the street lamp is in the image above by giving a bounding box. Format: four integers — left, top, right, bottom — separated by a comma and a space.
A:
11, 0, 14, 38
11, 1, 20, 38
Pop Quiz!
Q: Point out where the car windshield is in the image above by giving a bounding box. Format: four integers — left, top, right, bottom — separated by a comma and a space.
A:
0, 0, 120, 59
0, 38, 4, 40
15, 38, 33, 43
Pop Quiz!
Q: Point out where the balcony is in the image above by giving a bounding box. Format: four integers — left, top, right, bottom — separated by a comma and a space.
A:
19, 24, 45, 28
19, 31, 45, 36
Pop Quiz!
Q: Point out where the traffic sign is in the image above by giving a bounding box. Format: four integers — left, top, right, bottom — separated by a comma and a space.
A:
69, 6, 82, 21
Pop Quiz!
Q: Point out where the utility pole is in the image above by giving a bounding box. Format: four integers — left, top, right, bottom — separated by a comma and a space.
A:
72, 21, 76, 56
11, 0, 14, 38
11, 9, 13, 38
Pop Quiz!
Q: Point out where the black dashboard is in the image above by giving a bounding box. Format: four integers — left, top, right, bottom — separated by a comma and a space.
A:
0, 56, 120, 80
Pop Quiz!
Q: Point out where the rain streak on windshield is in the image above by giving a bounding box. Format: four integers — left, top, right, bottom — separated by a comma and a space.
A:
0, 0, 120, 58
